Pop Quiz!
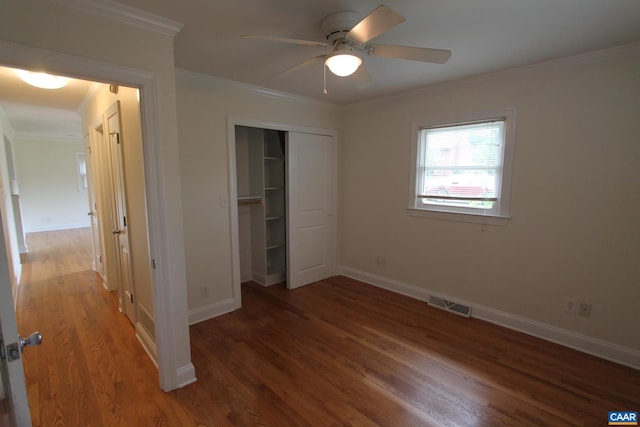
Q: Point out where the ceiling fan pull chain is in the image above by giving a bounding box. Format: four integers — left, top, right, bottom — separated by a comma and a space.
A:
323, 64, 328, 94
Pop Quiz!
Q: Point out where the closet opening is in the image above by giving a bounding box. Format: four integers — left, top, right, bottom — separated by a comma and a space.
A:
235, 126, 287, 287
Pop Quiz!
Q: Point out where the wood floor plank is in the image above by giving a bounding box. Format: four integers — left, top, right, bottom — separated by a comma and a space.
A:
15, 229, 640, 426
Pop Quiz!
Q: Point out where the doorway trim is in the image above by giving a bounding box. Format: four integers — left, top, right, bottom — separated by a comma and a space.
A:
225, 116, 338, 315
0, 40, 195, 391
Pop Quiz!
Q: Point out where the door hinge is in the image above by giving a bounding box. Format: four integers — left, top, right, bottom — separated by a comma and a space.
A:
123, 216, 127, 227
152, 259, 157, 270
130, 294, 134, 304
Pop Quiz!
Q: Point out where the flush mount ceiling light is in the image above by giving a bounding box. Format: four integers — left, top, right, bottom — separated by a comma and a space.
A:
324, 51, 362, 77
14, 69, 69, 89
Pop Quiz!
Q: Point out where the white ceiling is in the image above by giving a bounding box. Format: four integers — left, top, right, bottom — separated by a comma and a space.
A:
1, 0, 639, 137
112, 0, 640, 104
0, 66, 99, 140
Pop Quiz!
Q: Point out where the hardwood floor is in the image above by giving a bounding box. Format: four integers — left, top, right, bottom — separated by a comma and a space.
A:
16, 229, 640, 426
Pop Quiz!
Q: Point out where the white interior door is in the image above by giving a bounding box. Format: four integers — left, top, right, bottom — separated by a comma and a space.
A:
83, 134, 103, 277
0, 216, 31, 427
286, 132, 336, 289
104, 102, 136, 324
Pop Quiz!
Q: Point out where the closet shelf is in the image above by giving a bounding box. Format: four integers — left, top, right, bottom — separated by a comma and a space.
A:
266, 242, 285, 250
264, 156, 283, 161
265, 215, 284, 221
237, 196, 263, 205
264, 186, 283, 191
267, 268, 285, 277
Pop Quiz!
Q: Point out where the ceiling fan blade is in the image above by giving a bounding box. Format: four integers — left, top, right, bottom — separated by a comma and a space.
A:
353, 64, 372, 90
347, 5, 405, 45
272, 55, 325, 79
243, 34, 329, 48
368, 44, 452, 64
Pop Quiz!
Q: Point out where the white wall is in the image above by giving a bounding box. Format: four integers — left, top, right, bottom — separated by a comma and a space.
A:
175, 71, 341, 320
13, 136, 90, 232
340, 45, 640, 358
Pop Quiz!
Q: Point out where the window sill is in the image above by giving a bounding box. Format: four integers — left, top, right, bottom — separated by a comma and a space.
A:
407, 208, 511, 226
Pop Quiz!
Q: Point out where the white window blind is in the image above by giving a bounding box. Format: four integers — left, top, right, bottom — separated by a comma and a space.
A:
414, 118, 509, 217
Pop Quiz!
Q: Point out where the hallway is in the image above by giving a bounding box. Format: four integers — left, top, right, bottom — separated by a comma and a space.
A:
15, 228, 192, 426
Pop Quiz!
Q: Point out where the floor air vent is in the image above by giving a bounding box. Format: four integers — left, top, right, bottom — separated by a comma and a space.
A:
428, 296, 472, 318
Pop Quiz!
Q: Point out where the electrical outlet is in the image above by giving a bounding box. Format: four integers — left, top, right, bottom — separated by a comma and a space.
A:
200, 287, 209, 298
564, 298, 578, 314
579, 302, 592, 318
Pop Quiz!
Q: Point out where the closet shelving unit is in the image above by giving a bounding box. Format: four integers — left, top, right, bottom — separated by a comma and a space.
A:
236, 126, 286, 286
262, 130, 286, 284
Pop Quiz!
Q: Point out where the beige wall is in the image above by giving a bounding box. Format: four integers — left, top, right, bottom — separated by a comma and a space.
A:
341, 47, 640, 352
80, 85, 155, 329
175, 71, 341, 313
13, 136, 89, 232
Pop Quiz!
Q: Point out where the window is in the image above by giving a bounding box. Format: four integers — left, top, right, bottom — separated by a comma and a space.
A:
409, 109, 516, 224
75, 152, 88, 190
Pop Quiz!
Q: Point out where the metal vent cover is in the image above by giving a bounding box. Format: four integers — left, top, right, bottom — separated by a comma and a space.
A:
428, 296, 472, 318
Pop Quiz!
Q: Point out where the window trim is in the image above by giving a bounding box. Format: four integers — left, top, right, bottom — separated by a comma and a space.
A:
408, 108, 517, 225
75, 151, 88, 191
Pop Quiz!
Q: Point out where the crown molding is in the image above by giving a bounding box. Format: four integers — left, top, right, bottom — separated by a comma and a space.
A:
51, 0, 183, 36
11, 131, 82, 142
0, 105, 16, 138
175, 68, 341, 110
346, 41, 640, 110
76, 81, 107, 116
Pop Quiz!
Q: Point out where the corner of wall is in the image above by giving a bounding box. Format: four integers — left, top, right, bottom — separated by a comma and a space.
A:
339, 265, 640, 371
188, 297, 240, 325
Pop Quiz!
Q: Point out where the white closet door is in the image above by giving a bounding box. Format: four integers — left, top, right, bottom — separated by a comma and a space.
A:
286, 132, 336, 289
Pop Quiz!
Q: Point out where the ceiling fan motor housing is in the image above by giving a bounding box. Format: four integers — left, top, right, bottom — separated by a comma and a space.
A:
322, 11, 357, 44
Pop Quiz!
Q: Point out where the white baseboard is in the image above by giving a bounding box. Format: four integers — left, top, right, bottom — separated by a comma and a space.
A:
137, 322, 197, 389
340, 266, 640, 370
25, 223, 91, 233
176, 363, 197, 388
135, 322, 157, 367
188, 297, 240, 325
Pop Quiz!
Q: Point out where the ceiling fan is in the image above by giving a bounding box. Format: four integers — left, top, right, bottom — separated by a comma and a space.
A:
243, 5, 451, 92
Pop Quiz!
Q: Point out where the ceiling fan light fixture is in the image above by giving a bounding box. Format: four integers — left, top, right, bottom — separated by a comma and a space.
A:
14, 69, 69, 89
325, 53, 362, 77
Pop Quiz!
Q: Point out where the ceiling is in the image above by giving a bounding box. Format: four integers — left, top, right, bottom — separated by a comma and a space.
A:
1, 0, 639, 138
0, 66, 100, 140
112, 0, 640, 104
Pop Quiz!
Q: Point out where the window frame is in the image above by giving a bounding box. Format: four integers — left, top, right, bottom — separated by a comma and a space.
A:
408, 108, 516, 225
75, 151, 88, 191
